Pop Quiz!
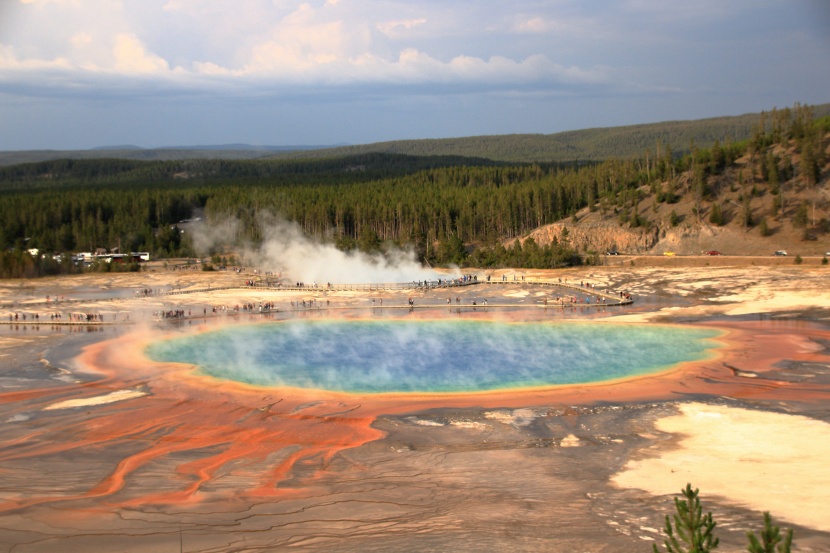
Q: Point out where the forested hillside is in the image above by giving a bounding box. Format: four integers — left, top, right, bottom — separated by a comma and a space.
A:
0, 103, 827, 278
269, 104, 830, 163
4, 104, 829, 166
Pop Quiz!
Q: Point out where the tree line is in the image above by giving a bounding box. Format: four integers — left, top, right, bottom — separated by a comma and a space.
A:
0, 103, 826, 278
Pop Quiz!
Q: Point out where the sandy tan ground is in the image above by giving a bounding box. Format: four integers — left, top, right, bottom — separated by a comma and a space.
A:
1, 261, 829, 552
612, 403, 830, 533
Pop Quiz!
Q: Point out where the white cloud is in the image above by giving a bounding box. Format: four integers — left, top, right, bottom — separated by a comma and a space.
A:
161, 0, 192, 11
69, 32, 93, 47
376, 18, 427, 38
112, 33, 170, 74
622, 0, 743, 22
1, 37, 609, 94
1, 0, 618, 90
19, 0, 79, 4
6, 0, 808, 109
507, 11, 602, 40
515, 17, 548, 34
244, 9, 350, 71
192, 60, 231, 77
0, 43, 73, 71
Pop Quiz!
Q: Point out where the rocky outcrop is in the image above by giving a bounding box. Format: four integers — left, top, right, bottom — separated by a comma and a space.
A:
519, 222, 660, 254
655, 225, 714, 255
520, 219, 784, 257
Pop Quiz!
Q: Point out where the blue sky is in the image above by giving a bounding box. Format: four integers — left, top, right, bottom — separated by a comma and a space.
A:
1, 0, 828, 150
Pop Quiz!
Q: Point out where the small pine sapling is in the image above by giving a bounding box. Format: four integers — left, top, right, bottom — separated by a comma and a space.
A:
746, 512, 793, 553
653, 483, 719, 553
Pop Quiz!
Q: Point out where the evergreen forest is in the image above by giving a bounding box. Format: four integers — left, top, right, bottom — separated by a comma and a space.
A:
1, 103, 827, 278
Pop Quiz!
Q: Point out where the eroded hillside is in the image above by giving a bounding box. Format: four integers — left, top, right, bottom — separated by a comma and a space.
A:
516, 107, 830, 259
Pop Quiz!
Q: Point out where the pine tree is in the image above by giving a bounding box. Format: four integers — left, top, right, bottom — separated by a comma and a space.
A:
793, 202, 809, 229
742, 197, 754, 228
801, 142, 819, 186
710, 140, 726, 175
766, 154, 780, 194
746, 512, 793, 553
669, 210, 680, 227
653, 483, 719, 553
709, 203, 724, 226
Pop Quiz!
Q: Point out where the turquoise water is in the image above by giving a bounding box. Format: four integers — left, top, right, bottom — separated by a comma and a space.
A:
146, 320, 721, 393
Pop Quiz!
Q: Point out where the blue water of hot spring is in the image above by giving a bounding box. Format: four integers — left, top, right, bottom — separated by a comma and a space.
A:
146, 320, 721, 393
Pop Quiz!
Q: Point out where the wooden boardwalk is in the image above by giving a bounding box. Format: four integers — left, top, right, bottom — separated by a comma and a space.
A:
1, 276, 632, 326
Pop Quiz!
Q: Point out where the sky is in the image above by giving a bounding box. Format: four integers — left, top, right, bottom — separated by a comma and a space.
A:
0, 0, 829, 151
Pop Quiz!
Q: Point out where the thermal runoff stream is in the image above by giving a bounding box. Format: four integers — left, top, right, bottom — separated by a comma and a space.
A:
146, 321, 722, 393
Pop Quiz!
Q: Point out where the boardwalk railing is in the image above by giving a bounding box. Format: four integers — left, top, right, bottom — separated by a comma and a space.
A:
481, 278, 631, 305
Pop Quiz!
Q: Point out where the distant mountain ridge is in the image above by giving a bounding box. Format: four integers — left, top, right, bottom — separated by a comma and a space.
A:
91, 143, 345, 151
2, 103, 828, 166
90, 144, 145, 151
0, 144, 344, 166
267, 104, 830, 163
155, 143, 347, 151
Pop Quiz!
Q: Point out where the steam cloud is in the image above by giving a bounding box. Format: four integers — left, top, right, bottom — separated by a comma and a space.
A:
191, 215, 457, 284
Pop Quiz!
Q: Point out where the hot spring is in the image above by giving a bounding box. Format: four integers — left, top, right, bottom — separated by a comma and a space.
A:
146, 320, 721, 394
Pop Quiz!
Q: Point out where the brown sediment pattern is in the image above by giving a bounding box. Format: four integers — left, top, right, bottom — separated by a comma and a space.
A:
1, 317, 827, 517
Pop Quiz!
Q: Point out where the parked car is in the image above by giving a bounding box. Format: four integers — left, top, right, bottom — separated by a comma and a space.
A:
706, 250, 722, 256
663, 251, 676, 256
774, 250, 788, 256
606, 251, 620, 255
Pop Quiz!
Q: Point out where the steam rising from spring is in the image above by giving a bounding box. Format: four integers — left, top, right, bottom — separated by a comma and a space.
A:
191, 215, 455, 283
